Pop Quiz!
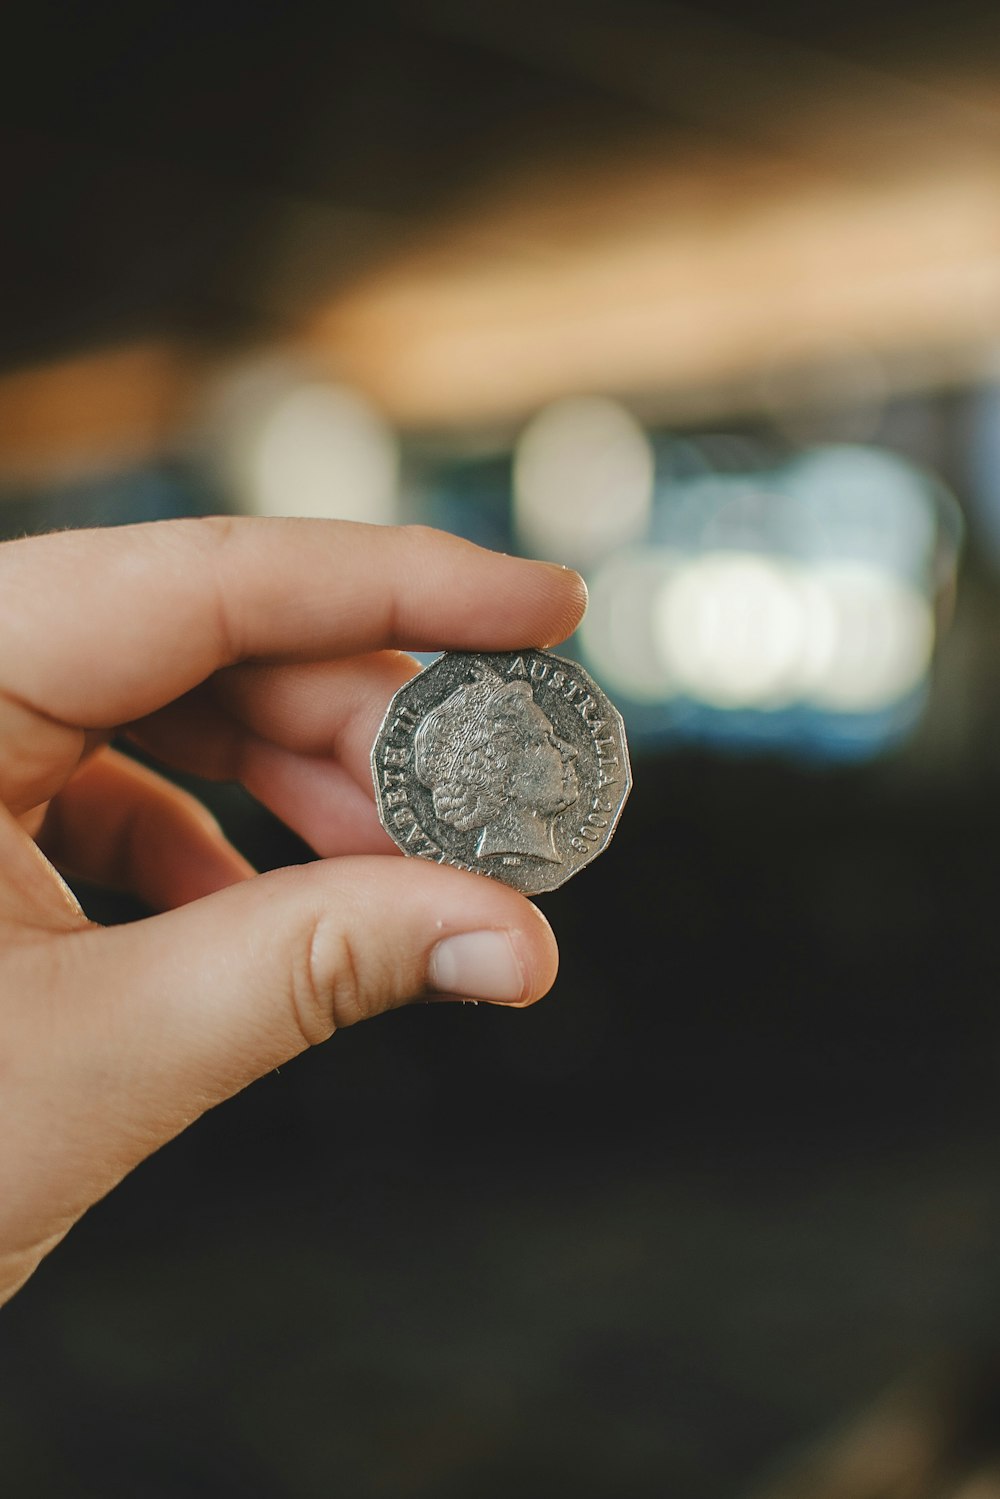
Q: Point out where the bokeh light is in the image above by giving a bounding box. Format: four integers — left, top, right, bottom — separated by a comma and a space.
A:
578, 547, 679, 703
803, 563, 934, 712
513, 396, 654, 568
654, 554, 934, 713
779, 445, 941, 578
207, 358, 399, 525
657, 551, 813, 711
571, 438, 958, 754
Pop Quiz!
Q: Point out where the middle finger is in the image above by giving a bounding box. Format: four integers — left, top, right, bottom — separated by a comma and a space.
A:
127, 650, 420, 855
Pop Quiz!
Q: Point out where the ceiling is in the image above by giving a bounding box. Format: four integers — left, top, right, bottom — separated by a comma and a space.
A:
5, 0, 1000, 443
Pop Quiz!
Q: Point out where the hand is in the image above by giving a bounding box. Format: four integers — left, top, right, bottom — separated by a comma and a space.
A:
0, 517, 587, 1305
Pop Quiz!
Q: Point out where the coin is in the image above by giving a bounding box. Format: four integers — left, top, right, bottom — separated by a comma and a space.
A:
371, 649, 631, 894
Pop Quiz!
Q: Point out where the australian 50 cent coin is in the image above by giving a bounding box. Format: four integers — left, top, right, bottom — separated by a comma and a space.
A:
371, 649, 631, 895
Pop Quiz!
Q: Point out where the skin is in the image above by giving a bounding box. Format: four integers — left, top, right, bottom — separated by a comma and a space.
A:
0, 516, 587, 1307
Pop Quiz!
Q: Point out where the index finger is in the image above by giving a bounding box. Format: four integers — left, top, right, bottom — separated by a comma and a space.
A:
0, 518, 587, 728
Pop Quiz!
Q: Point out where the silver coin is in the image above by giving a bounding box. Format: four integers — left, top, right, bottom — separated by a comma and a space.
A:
371, 648, 631, 894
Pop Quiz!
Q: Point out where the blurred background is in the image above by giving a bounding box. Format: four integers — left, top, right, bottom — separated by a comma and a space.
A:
5, 1, 1000, 1494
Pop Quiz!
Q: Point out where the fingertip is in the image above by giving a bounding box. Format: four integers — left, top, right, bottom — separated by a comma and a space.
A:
538, 563, 589, 646
546, 560, 588, 603
518, 895, 561, 1001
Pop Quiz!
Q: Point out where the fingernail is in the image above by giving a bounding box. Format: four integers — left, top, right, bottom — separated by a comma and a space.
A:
428, 931, 526, 1003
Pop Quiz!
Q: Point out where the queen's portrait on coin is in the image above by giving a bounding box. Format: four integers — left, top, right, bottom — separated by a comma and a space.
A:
414, 669, 579, 862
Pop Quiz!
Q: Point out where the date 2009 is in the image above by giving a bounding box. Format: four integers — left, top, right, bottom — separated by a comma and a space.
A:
570, 794, 615, 853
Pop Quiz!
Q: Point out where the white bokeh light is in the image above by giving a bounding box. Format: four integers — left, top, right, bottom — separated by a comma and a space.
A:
252, 383, 398, 524
573, 439, 948, 730
800, 562, 934, 711
513, 396, 654, 567
783, 445, 938, 578
579, 548, 679, 702
656, 552, 810, 710
207, 359, 399, 525
575, 550, 938, 715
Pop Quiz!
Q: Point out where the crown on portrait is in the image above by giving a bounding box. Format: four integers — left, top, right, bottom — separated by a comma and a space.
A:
414, 664, 523, 785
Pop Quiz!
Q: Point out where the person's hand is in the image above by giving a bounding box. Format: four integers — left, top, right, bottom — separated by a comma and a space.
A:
0, 517, 587, 1305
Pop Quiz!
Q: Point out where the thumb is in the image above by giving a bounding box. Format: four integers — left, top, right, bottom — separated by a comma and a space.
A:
1, 858, 557, 1290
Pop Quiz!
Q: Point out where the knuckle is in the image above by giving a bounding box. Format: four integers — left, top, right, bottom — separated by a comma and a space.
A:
194, 516, 242, 662
287, 911, 369, 1047
163, 513, 238, 563
398, 522, 443, 550
190, 513, 238, 547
